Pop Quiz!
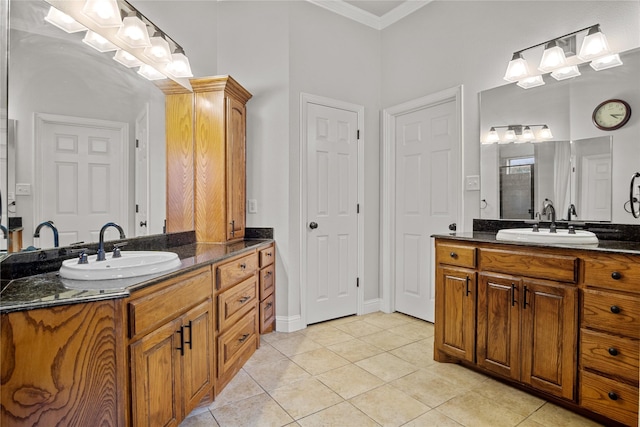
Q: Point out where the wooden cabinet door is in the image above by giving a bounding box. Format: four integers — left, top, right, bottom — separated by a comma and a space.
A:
521, 279, 577, 400
435, 266, 476, 362
182, 300, 215, 415
131, 319, 182, 427
477, 273, 521, 381
226, 96, 246, 240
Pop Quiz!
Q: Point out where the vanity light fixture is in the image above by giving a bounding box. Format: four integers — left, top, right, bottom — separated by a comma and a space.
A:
116, 12, 151, 49
503, 24, 622, 89
137, 64, 167, 81
81, 0, 122, 28
44, 7, 86, 33
165, 48, 193, 78
83, 30, 118, 53
113, 49, 143, 67
143, 32, 172, 64
483, 124, 553, 144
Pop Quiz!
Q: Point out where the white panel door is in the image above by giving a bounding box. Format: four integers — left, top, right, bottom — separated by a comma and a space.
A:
37, 115, 127, 248
306, 103, 358, 325
135, 106, 150, 237
395, 100, 458, 321
581, 154, 611, 221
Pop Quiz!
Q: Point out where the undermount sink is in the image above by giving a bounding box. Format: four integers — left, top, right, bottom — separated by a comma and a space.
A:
59, 251, 182, 281
496, 227, 599, 246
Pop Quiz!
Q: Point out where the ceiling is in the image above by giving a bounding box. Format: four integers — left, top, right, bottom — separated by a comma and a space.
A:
306, 0, 432, 30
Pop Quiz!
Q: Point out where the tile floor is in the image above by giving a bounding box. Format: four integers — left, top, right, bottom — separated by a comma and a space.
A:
179, 312, 603, 427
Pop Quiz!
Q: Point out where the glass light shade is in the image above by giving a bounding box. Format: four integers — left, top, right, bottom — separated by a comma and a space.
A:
44, 7, 86, 33
521, 126, 535, 141
137, 64, 167, 81
578, 26, 612, 60
517, 75, 545, 89
504, 53, 530, 82
113, 49, 143, 68
590, 53, 623, 71
538, 42, 567, 73
537, 125, 553, 139
143, 36, 172, 64
485, 128, 500, 144
165, 53, 193, 78
551, 65, 581, 81
82, 0, 122, 28
83, 30, 118, 52
503, 129, 517, 142
116, 16, 151, 49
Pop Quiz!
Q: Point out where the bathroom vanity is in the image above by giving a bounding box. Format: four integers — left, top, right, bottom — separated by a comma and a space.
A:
434, 232, 639, 426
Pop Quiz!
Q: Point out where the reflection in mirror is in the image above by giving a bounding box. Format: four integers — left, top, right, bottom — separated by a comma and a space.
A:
1, 0, 7, 257
7, 0, 168, 252
482, 137, 611, 221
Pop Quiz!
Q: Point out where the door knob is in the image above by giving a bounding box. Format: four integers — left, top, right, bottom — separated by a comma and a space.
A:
139, 221, 147, 227
448, 223, 457, 231
309, 222, 318, 230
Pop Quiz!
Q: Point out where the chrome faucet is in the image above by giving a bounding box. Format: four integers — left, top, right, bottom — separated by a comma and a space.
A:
567, 203, 577, 221
97, 222, 126, 261
34, 220, 59, 247
542, 199, 557, 233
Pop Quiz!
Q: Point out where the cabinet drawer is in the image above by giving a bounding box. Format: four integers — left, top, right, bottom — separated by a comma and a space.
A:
259, 264, 275, 299
129, 268, 212, 339
217, 309, 257, 377
436, 243, 476, 268
580, 371, 639, 426
581, 329, 639, 383
584, 254, 640, 293
218, 275, 258, 332
479, 248, 577, 283
217, 252, 259, 291
260, 293, 275, 333
259, 245, 275, 268
583, 289, 640, 338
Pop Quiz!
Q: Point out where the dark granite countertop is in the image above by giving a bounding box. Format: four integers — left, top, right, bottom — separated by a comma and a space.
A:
433, 231, 640, 254
0, 239, 273, 313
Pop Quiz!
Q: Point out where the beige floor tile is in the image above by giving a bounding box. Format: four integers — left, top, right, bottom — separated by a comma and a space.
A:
284, 423, 301, 427
390, 368, 463, 408
525, 403, 603, 427
471, 378, 545, 417
334, 320, 384, 337
424, 361, 488, 389
208, 370, 264, 410
349, 384, 429, 427
355, 352, 418, 382
437, 391, 526, 427
297, 325, 354, 346
261, 330, 302, 344
270, 334, 324, 357
389, 339, 436, 369
387, 321, 435, 341
515, 419, 546, 427
179, 410, 218, 427
289, 347, 350, 375
211, 392, 293, 427
361, 313, 413, 329
297, 401, 379, 427
269, 377, 343, 420
359, 329, 418, 351
316, 364, 385, 399
402, 409, 463, 427
326, 338, 384, 362
242, 343, 288, 371
244, 358, 311, 391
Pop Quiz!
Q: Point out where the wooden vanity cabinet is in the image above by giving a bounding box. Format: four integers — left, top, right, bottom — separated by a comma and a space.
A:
214, 250, 260, 392
259, 243, 276, 333
128, 267, 214, 427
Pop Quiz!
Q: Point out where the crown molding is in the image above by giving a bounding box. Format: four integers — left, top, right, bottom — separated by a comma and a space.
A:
306, 0, 432, 30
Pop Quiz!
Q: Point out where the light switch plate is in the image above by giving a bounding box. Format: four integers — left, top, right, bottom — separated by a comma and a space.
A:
248, 199, 258, 214
16, 183, 31, 196
465, 175, 480, 191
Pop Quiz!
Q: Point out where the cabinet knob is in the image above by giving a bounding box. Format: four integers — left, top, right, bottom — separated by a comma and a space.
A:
608, 392, 619, 401
610, 305, 621, 314
611, 271, 622, 280
240, 263, 246, 270
450, 252, 457, 259
608, 347, 619, 356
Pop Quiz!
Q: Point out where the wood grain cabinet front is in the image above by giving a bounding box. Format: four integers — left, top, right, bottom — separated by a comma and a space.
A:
258, 243, 276, 333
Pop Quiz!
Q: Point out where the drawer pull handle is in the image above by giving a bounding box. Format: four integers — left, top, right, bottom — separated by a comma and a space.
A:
265, 302, 273, 309
608, 347, 619, 356
265, 272, 272, 279
465, 276, 471, 297
450, 252, 458, 259
240, 263, 247, 270
238, 333, 250, 343
266, 252, 273, 257
176, 327, 185, 356
511, 283, 517, 307
611, 271, 622, 280
239, 296, 251, 303
610, 305, 621, 314
523, 285, 530, 309
184, 320, 193, 350
608, 392, 619, 401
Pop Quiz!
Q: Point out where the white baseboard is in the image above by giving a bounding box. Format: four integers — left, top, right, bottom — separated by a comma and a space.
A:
275, 315, 306, 333
362, 298, 382, 314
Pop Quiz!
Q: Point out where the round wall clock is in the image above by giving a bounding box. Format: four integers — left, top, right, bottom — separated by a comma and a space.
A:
592, 99, 632, 130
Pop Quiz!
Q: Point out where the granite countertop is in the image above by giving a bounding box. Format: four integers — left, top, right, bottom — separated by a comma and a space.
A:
433, 231, 640, 254
0, 239, 273, 313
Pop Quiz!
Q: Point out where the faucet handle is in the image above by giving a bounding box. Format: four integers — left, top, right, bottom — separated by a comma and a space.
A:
112, 242, 128, 258
69, 248, 90, 264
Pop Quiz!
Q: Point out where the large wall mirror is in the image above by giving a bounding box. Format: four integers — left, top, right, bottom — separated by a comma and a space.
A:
480, 47, 640, 224
3, 0, 170, 253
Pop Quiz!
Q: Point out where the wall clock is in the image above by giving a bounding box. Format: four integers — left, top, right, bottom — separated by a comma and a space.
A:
592, 99, 632, 130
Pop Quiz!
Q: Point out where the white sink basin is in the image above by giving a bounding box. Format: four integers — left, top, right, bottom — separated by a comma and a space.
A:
496, 228, 599, 246
59, 251, 182, 281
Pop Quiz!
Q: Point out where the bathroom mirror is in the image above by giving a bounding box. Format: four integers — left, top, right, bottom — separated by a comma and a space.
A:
480, 47, 640, 224
6, 0, 169, 252
1, 0, 7, 257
